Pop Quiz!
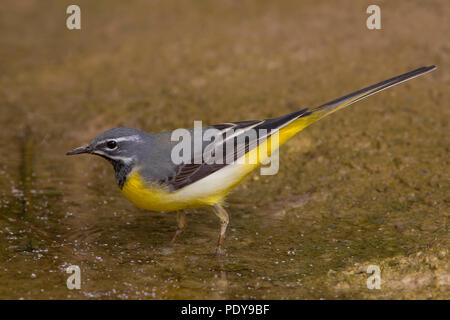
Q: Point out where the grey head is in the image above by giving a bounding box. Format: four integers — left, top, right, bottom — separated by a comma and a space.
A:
66, 127, 154, 188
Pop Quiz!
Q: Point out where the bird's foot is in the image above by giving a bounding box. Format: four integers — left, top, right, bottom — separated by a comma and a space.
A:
215, 245, 226, 256
171, 211, 186, 244
171, 228, 183, 244
213, 204, 230, 256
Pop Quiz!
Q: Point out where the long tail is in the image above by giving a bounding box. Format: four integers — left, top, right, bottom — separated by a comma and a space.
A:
311, 65, 436, 118
279, 65, 437, 142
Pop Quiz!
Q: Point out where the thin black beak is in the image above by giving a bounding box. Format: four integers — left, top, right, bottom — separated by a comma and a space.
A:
66, 145, 91, 155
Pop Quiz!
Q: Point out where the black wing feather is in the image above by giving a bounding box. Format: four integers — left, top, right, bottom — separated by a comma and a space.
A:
163, 109, 310, 190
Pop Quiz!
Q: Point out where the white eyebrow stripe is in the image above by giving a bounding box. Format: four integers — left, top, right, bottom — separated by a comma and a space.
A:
95, 134, 143, 146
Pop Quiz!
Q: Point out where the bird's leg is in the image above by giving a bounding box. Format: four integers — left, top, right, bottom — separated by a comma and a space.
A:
213, 204, 230, 255
171, 211, 186, 244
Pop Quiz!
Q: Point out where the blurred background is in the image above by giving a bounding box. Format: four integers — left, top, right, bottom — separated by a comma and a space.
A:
0, 0, 448, 299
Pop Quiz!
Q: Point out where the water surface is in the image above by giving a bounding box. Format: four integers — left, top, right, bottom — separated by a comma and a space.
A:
0, 0, 448, 299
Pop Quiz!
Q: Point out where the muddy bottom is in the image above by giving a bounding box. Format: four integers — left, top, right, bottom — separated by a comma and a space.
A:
0, 0, 448, 299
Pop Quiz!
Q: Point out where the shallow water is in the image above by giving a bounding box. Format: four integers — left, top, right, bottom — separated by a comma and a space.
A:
0, 0, 448, 299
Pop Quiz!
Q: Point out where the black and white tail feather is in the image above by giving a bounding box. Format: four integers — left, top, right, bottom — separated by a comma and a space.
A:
164, 65, 436, 190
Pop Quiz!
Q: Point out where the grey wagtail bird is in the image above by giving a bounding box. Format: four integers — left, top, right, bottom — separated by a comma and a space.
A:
67, 66, 436, 254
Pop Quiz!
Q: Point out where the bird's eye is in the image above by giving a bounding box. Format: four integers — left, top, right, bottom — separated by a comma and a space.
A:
106, 140, 117, 149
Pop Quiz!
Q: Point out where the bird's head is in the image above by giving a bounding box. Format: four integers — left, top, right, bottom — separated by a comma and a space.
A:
67, 127, 150, 187
66, 127, 149, 161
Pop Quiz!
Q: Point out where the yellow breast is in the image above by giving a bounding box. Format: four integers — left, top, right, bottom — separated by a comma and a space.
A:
120, 172, 231, 211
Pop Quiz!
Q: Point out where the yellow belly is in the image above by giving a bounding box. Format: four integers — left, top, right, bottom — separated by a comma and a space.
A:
120, 172, 225, 211
120, 163, 254, 211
